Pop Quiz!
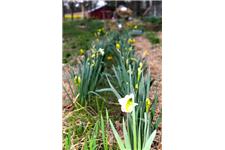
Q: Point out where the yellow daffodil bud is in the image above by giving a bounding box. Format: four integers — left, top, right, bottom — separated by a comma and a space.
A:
126, 59, 129, 66
135, 83, 138, 89
74, 76, 77, 84
146, 98, 151, 112
127, 69, 133, 75
107, 55, 113, 60
137, 70, 141, 81
128, 38, 135, 44
134, 25, 138, 29
139, 62, 143, 69
116, 43, 121, 49
128, 38, 132, 44
137, 62, 143, 81
128, 47, 132, 51
79, 49, 84, 55
77, 77, 81, 84
91, 63, 95, 68
74, 76, 81, 85
91, 53, 96, 58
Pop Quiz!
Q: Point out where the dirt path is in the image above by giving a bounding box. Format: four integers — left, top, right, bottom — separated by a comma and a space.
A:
134, 32, 162, 150
134, 33, 162, 104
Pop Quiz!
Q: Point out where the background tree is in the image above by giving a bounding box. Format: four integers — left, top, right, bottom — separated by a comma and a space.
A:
69, 1, 75, 20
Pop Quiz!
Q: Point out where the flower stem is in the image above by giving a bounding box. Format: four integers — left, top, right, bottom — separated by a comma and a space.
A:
132, 110, 137, 150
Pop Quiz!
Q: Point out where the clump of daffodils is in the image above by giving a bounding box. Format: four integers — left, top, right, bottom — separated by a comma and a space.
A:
90, 48, 104, 58
118, 93, 138, 113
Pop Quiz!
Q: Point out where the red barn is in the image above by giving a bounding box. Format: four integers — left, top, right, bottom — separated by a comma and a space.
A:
88, 5, 114, 19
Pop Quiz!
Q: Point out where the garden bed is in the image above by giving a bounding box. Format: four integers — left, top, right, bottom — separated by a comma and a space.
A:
63, 19, 162, 150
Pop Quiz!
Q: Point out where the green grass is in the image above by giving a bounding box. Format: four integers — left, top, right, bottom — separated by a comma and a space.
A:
144, 31, 161, 45
63, 19, 104, 64
143, 17, 162, 25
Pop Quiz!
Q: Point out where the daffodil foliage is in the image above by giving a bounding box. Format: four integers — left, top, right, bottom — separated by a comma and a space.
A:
63, 27, 161, 150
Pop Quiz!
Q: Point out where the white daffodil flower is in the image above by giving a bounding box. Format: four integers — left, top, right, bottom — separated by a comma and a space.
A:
98, 48, 104, 56
118, 93, 138, 113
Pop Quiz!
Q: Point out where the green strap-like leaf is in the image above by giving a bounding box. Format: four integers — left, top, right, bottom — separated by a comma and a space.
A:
109, 120, 126, 150
143, 130, 157, 150
122, 119, 131, 150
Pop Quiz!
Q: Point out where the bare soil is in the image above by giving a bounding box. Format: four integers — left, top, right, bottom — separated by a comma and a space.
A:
134, 32, 162, 150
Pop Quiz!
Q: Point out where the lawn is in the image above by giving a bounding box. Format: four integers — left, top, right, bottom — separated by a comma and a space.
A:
63, 19, 104, 64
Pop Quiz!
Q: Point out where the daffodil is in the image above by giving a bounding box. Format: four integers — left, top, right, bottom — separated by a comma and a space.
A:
127, 69, 133, 75
91, 53, 96, 58
128, 38, 132, 44
128, 38, 135, 44
91, 62, 95, 68
116, 43, 121, 49
74, 76, 81, 85
98, 48, 104, 56
79, 49, 84, 55
134, 25, 138, 29
139, 62, 143, 69
137, 62, 143, 81
128, 47, 133, 51
126, 59, 129, 66
118, 93, 138, 113
135, 83, 138, 89
146, 98, 151, 112
107, 55, 113, 60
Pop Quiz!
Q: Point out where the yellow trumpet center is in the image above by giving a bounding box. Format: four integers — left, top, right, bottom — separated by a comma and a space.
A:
125, 98, 134, 112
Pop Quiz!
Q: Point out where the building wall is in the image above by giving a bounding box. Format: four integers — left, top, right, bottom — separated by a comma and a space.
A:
148, 0, 162, 17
